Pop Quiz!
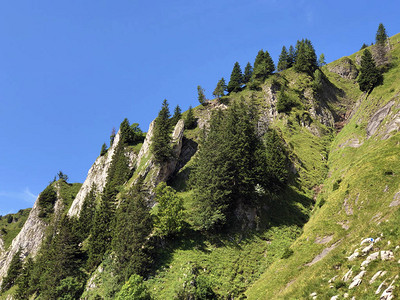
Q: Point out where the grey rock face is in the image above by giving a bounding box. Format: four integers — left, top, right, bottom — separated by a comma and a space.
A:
328, 57, 359, 80
68, 131, 122, 217
366, 101, 395, 138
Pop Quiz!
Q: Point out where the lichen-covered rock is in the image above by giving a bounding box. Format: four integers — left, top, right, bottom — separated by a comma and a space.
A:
68, 131, 122, 217
327, 57, 359, 80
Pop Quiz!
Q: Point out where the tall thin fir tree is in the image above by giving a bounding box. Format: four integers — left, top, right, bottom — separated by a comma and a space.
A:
151, 99, 173, 163
357, 49, 382, 93
277, 46, 289, 71
213, 78, 226, 100
243, 62, 253, 84
375, 23, 388, 46
318, 53, 326, 67
374, 23, 389, 66
288, 45, 295, 68
185, 105, 196, 129
197, 85, 207, 105
170, 105, 182, 128
227, 62, 243, 93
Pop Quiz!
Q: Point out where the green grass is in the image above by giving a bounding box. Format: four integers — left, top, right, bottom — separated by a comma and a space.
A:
59, 181, 82, 212
0, 208, 31, 250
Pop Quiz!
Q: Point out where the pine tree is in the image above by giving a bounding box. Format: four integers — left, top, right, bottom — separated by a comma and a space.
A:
15, 257, 34, 299
357, 49, 382, 93
318, 53, 326, 67
294, 39, 318, 74
112, 180, 153, 281
197, 86, 207, 105
243, 62, 253, 84
100, 143, 108, 156
264, 129, 289, 186
170, 105, 182, 128
151, 99, 173, 163
227, 62, 243, 93
360, 43, 368, 50
288, 45, 295, 68
1, 250, 23, 292
185, 106, 196, 129
375, 23, 388, 46
110, 127, 116, 146
249, 50, 274, 89
277, 46, 289, 71
213, 77, 226, 100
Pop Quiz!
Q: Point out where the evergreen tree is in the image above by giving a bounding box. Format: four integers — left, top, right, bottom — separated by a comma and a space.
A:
318, 53, 326, 67
375, 23, 388, 46
170, 105, 182, 128
191, 100, 269, 231
112, 180, 153, 281
264, 129, 289, 186
277, 46, 289, 71
75, 185, 97, 240
100, 143, 108, 156
360, 43, 368, 50
249, 50, 275, 89
15, 257, 34, 299
38, 184, 57, 219
357, 49, 382, 93
288, 45, 295, 68
119, 118, 144, 145
227, 62, 243, 93
153, 182, 185, 237
110, 127, 116, 146
243, 62, 253, 84
197, 85, 207, 105
185, 106, 196, 129
213, 77, 226, 100
1, 250, 23, 292
294, 39, 318, 74
151, 99, 173, 163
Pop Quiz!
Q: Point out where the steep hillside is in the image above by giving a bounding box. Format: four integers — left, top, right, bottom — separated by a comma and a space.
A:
1, 30, 399, 300
247, 33, 400, 299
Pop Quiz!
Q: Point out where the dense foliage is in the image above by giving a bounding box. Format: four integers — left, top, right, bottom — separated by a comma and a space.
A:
185, 105, 196, 129
293, 39, 318, 75
249, 50, 275, 89
170, 105, 182, 128
0, 250, 22, 292
227, 62, 243, 93
277, 46, 289, 71
357, 49, 382, 93
38, 184, 57, 219
151, 99, 173, 163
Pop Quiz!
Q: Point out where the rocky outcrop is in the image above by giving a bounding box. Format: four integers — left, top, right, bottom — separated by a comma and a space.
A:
366, 101, 395, 138
134, 119, 185, 202
68, 131, 122, 217
328, 57, 359, 80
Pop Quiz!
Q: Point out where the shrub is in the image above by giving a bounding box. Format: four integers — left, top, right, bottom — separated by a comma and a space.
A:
38, 185, 57, 218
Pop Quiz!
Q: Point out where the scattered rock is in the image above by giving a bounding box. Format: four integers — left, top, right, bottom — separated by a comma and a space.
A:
361, 252, 379, 267
360, 238, 374, 245
315, 235, 334, 244
310, 291, 317, 299
376, 279, 387, 294
330, 296, 339, 300
343, 268, 353, 282
370, 271, 383, 284
384, 185, 389, 192
366, 101, 395, 138
337, 220, 350, 230
343, 292, 349, 298
362, 244, 374, 254
328, 275, 338, 283
349, 270, 366, 289
305, 240, 341, 266
327, 57, 358, 79
380, 278, 396, 300
347, 250, 360, 261
395, 245, 399, 251
381, 251, 394, 261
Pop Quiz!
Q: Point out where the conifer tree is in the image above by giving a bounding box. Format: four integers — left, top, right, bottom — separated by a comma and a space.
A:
15, 257, 34, 299
357, 49, 382, 93
227, 62, 243, 93
110, 127, 116, 146
151, 99, 173, 163
112, 179, 153, 281
100, 143, 108, 156
360, 43, 368, 50
170, 105, 182, 128
277, 46, 289, 71
288, 45, 295, 67
197, 86, 207, 105
250, 50, 274, 89
318, 53, 326, 67
1, 250, 23, 292
243, 62, 253, 84
375, 23, 388, 46
213, 77, 226, 100
185, 106, 196, 129
264, 129, 289, 186
294, 39, 318, 74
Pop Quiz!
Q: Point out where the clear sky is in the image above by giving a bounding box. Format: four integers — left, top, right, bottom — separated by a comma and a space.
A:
0, 0, 398, 215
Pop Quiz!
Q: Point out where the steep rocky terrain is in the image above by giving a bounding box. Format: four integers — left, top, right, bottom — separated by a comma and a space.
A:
1, 32, 400, 299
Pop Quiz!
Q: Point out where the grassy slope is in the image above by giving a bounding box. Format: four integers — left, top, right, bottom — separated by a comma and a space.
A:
0, 208, 31, 250
246, 33, 400, 299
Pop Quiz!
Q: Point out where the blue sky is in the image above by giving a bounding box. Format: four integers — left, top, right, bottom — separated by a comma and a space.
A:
0, 1, 398, 215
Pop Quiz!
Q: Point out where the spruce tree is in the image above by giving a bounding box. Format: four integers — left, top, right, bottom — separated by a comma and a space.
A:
1, 250, 23, 292
288, 45, 295, 67
294, 39, 318, 74
360, 43, 368, 50
100, 143, 108, 156
15, 257, 34, 299
243, 62, 253, 84
197, 86, 207, 105
318, 53, 326, 67
213, 77, 226, 100
277, 46, 289, 71
112, 180, 153, 281
357, 49, 382, 93
110, 127, 116, 146
250, 50, 274, 89
227, 62, 243, 93
151, 99, 173, 163
185, 106, 196, 129
375, 23, 388, 46
170, 105, 182, 128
